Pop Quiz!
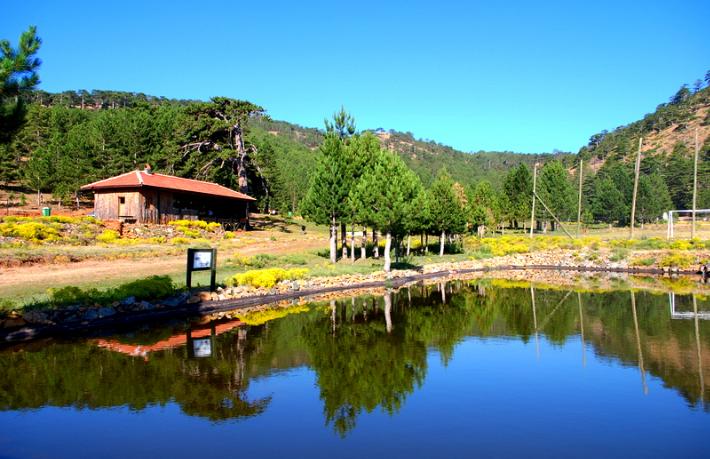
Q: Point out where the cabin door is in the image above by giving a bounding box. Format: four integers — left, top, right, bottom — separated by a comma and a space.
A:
118, 196, 126, 216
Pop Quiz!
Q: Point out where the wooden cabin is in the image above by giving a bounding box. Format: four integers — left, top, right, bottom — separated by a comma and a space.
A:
81, 168, 256, 227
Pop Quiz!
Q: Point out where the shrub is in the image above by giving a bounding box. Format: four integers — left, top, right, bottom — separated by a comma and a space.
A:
43, 275, 176, 309
658, 253, 695, 269
225, 268, 309, 289
96, 229, 120, 243
180, 229, 201, 238
630, 256, 656, 267
169, 219, 208, 229
669, 240, 692, 251
169, 237, 190, 245
205, 222, 221, 232
224, 231, 237, 239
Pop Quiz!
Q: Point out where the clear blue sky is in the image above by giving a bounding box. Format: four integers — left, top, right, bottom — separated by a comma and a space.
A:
3, 0, 708, 153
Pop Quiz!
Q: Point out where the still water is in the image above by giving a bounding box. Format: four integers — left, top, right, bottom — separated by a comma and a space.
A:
1, 280, 709, 458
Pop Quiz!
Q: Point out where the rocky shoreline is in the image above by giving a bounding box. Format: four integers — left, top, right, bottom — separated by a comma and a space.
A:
2, 249, 709, 344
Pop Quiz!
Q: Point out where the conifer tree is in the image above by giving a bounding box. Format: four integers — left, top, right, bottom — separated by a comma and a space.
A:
429, 169, 466, 256
350, 149, 421, 272
503, 164, 532, 229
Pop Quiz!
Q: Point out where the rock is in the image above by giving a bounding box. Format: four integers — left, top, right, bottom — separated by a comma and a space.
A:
187, 295, 201, 304
139, 301, 154, 310
82, 309, 100, 321
98, 307, 116, 318
162, 293, 188, 308
1, 317, 27, 328
121, 296, 136, 306
22, 310, 52, 324
198, 291, 212, 301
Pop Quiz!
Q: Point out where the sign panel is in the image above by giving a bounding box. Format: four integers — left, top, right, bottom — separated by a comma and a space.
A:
192, 338, 212, 358
186, 248, 217, 291
193, 251, 212, 270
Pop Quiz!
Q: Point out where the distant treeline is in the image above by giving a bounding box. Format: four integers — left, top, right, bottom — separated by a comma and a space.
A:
1, 81, 708, 226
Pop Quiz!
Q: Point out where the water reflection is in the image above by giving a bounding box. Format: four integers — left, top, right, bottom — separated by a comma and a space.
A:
1, 280, 709, 437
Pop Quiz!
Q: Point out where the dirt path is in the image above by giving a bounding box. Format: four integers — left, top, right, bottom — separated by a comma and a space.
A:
0, 235, 327, 295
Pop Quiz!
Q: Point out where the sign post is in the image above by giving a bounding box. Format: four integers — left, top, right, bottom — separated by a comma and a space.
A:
186, 248, 217, 291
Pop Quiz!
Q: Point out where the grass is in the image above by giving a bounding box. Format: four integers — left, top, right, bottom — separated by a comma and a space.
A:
1, 214, 709, 311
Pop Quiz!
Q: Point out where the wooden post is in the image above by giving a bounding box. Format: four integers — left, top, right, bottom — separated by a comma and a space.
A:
630, 290, 648, 395
577, 159, 583, 238
578, 292, 586, 367
630, 138, 643, 239
531, 285, 540, 360
529, 163, 538, 239
693, 295, 705, 402
692, 128, 699, 240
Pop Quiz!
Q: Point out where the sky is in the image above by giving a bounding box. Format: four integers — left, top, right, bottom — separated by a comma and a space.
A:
2, 0, 709, 153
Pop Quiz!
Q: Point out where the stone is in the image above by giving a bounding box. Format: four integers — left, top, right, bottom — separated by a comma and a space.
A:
139, 301, 154, 310
198, 291, 212, 301
82, 309, 100, 321
187, 295, 201, 304
22, 310, 51, 324
98, 307, 116, 318
121, 296, 136, 306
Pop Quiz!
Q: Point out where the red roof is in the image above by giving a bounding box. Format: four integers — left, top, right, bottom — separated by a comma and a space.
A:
81, 170, 256, 201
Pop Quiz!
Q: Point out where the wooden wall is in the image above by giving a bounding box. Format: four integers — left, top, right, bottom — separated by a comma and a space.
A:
93, 190, 142, 221
92, 188, 250, 225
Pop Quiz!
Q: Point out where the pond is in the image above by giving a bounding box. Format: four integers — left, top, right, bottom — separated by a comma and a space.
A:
1, 279, 708, 458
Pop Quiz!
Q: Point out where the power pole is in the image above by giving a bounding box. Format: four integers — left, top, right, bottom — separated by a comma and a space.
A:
576, 158, 583, 238
692, 128, 699, 239
630, 137, 642, 239
529, 163, 538, 238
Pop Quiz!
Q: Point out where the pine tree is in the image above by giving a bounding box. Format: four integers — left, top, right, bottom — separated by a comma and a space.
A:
1, 26, 42, 143
537, 160, 575, 226
503, 164, 532, 229
350, 149, 421, 272
301, 133, 349, 263
429, 169, 466, 256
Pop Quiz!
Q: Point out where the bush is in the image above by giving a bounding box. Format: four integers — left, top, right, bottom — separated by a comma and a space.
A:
658, 253, 695, 269
630, 256, 656, 267
43, 275, 176, 309
169, 219, 208, 229
96, 229, 120, 243
225, 268, 309, 289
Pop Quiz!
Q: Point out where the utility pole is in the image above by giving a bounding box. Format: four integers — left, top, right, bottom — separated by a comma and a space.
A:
577, 159, 583, 238
630, 137, 642, 239
529, 163, 538, 238
692, 128, 699, 239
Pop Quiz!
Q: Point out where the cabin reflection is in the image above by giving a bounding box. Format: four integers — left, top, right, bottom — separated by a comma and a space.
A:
94, 319, 244, 360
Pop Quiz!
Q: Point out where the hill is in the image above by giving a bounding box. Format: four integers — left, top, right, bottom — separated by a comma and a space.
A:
579, 84, 710, 169
251, 117, 574, 189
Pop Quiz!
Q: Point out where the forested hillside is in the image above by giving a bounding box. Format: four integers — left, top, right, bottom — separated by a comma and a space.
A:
1, 76, 708, 224
0, 89, 571, 213
251, 117, 574, 189
578, 79, 710, 218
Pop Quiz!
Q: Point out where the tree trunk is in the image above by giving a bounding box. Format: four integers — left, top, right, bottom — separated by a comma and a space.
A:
384, 290, 393, 333
373, 229, 379, 258
420, 234, 424, 254
361, 226, 366, 259
341, 223, 347, 259
439, 231, 446, 256
424, 234, 428, 254
384, 232, 392, 272
350, 223, 355, 263
329, 217, 337, 263
233, 124, 249, 195
406, 235, 411, 256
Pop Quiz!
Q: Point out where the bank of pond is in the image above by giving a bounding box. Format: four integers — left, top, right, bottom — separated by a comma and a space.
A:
0, 280, 708, 458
